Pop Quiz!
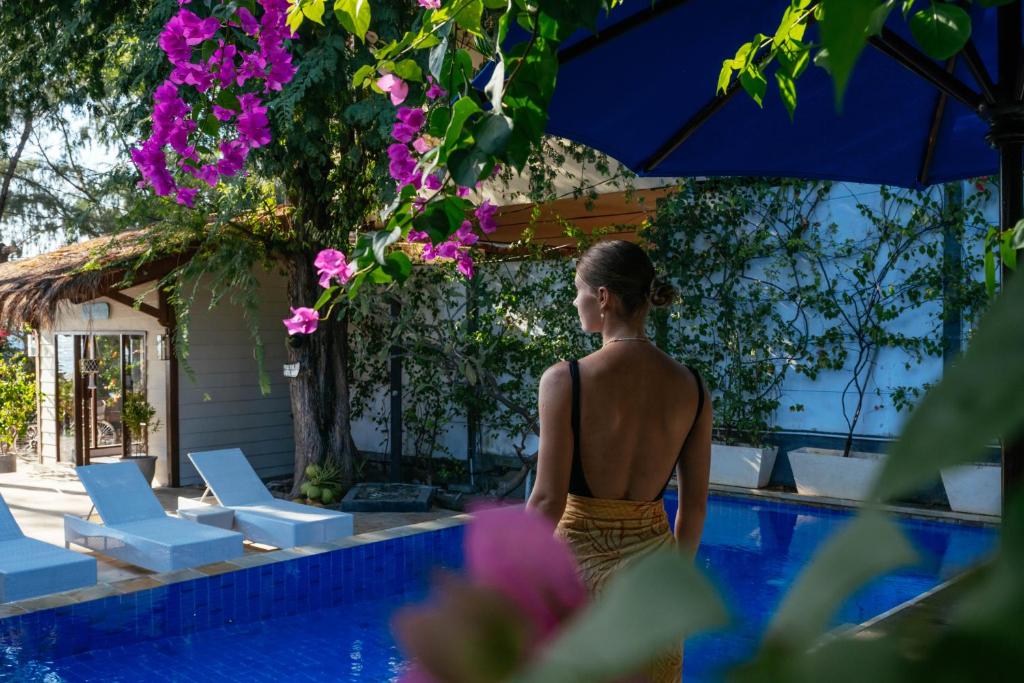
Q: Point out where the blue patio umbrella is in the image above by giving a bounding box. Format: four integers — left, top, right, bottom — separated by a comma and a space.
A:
536, 0, 1024, 500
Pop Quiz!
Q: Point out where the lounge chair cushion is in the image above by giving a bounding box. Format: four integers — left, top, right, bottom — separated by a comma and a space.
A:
232, 499, 354, 547
0, 537, 97, 603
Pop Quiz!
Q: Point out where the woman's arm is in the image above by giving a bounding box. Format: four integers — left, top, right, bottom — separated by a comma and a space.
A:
675, 371, 712, 557
525, 361, 573, 524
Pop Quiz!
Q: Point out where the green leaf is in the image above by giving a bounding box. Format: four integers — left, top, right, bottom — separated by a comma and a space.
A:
314, 286, 336, 309
475, 113, 513, 154
483, 0, 507, 8
347, 271, 368, 300
820, 0, 877, 109
301, 0, 326, 25
1012, 218, 1024, 251
717, 62, 735, 95
1001, 229, 1018, 272
872, 272, 1024, 502
777, 38, 811, 79
391, 59, 423, 82
351, 64, 376, 89
444, 96, 482, 152
286, 2, 305, 33
448, 147, 489, 187
977, 0, 1017, 8
985, 246, 997, 298
214, 90, 240, 111
775, 71, 797, 121
428, 21, 452, 81
867, 0, 895, 37
372, 227, 402, 265
383, 251, 412, 281
765, 511, 917, 648
908, 3, 971, 60
515, 549, 726, 683
334, 0, 372, 42
738, 67, 767, 107
428, 106, 452, 138
451, 0, 484, 36
198, 115, 220, 137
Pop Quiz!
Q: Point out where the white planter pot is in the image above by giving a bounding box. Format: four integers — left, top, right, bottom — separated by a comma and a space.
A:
941, 464, 1001, 516
788, 447, 885, 502
709, 444, 778, 489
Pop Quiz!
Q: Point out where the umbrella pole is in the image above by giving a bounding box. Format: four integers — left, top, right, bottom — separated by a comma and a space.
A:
997, 142, 1023, 513
994, 3, 1024, 515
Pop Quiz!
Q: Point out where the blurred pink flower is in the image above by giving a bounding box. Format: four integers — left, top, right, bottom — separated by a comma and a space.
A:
283, 307, 319, 335
394, 506, 588, 682
418, 0, 441, 9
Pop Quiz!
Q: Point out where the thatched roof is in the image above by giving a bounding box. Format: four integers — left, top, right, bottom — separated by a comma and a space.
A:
0, 230, 190, 329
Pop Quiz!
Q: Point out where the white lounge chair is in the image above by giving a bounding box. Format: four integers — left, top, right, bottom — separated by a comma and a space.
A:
0, 493, 96, 602
187, 448, 353, 548
65, 461, 244, 573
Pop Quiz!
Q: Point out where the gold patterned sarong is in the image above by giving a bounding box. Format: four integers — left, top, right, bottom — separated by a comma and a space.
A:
556, 493, 683, 682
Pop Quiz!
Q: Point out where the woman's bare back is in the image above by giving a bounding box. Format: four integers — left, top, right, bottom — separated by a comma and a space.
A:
574, 342, 703, 501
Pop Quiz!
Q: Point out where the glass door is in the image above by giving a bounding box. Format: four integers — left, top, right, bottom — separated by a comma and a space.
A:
55, 333, 146, 464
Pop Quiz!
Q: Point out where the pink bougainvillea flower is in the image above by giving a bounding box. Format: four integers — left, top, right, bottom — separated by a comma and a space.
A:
436, 241, 460, 260
455, 220, 478, 247
216, 139, 249, 177
425, 75, 447, 101
397, 107, 426, 129
235, 6, 260, 35
456, 186, 470, 198
424, 173, 444, 191
130, 140, 176, 196
456, 252, 475, 279
412, 137, 432, 154
314, 248, 356, 288
407, 230, 430, 243
417, 0, 441, 9
283, 307, 319, 335
175, 186, 199, 207
236, 93, 272, 147
377, 74, 409, 106
394, 506, 589, 682
475, 200, 499, 234
212, 105, 236, 122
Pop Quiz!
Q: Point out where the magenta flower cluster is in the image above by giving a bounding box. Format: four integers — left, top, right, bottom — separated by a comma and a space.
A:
132, 0, 296, 207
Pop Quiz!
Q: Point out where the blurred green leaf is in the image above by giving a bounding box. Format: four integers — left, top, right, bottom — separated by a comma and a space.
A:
517, 549, 727, 683
872, 272, 1024, 501
820, 0, 876, 109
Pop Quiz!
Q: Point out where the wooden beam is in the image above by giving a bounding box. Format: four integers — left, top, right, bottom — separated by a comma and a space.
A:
105, 290, 161, 320
918, 58, 957, 186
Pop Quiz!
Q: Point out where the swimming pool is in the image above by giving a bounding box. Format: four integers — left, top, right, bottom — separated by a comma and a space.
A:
0, 494, 996, 682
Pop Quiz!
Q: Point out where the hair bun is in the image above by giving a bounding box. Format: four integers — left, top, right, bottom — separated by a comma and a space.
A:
648, 277, 677, 308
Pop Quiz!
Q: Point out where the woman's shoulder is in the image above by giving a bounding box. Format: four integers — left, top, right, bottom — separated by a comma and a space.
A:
539, 359, 573, 389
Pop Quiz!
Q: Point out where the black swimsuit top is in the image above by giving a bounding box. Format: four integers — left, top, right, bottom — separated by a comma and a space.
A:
566, 359, 705, 502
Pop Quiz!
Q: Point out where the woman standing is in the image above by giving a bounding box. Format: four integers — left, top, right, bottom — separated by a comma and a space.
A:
526, 240, 712, 682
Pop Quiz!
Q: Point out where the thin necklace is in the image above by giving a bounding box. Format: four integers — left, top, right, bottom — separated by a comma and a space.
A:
604, 336, 650, 347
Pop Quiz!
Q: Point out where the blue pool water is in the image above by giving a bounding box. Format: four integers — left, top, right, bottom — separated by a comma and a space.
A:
1, 495, 996, 682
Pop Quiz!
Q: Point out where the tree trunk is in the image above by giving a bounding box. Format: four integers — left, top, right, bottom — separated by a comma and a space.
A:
286, 249, 359, 496
0, 113, 33, 225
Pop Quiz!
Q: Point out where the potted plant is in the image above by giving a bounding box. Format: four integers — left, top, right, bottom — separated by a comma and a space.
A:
786, 185, 988, 503
121, 390, 160, 485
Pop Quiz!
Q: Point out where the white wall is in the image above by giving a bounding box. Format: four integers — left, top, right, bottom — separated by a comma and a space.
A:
176, 265, 294, 485
349, 180, 996, 459
38, 285, 169, 478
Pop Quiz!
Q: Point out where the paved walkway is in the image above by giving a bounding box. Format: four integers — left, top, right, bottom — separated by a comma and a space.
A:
0, 459, 459, 584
